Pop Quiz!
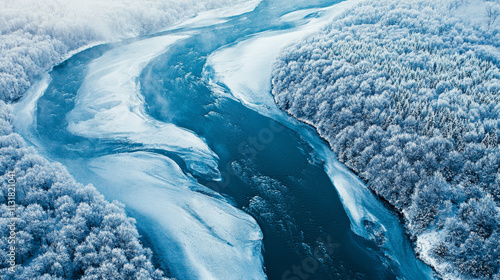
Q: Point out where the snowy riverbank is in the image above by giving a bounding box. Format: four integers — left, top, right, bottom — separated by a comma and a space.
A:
271, 0, 500, 279
204, 1, 435, 279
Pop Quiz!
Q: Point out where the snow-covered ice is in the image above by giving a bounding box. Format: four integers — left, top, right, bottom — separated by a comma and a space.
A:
62, 29, 266, 280
66, 34, 221, 179
278, 7, 326, 23
166, 0, 262, 30
204, 1, 435, 279
204, 0, 363, 112
88, 151, 265, 280
13, 73, 50, 145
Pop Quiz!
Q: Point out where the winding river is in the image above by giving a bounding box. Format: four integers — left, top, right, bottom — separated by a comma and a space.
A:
15, 0, 436, 279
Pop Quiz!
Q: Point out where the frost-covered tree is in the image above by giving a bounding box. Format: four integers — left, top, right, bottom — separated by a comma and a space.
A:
1, 0, 253, 278
272, 0, 500, 278
0, 102, 169, 279
0, 0, 242, 102
485, 3, 500, 28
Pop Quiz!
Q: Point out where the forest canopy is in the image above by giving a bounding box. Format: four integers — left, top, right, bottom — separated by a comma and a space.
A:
0, 101, 168, 279
272, 0, 500, 279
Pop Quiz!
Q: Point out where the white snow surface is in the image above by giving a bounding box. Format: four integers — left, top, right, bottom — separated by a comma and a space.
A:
167, 0, 262, 29
278, 7, 327, 23
66, 34, 221, 179
204, 0, 362, 112
88, 151, 265, 280
13, 73, 50, 145
0, 0, 253, 101
12, 3, 272, 278
448, 0, 500, 27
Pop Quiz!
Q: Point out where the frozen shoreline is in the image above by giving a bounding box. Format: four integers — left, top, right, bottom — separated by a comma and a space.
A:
204, 0, 436, 278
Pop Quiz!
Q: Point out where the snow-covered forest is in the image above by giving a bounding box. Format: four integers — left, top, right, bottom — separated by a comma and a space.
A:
0, 101, 167, 279
0, 0, 244, 278
3, 0, 500, 278
272, 0, 500, 279
0, 0, 239, 102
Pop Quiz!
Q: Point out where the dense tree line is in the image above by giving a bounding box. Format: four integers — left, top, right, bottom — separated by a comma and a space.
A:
272, 0, 500, 279
0, 0, 240, 102
0, 101, 168, 279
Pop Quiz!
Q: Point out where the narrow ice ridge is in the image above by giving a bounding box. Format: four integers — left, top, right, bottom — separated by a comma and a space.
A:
87, 151, 265, 280
278, 7, 328, 23
13, 73, 51, 147
203, 1, 435, 279
166, 0, 262, 30
66, 34, 221, 179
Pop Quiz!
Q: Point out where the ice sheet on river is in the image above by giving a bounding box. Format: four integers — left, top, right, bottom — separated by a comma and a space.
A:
204, 0, 363, 112
66, 35, 221, 179
167, 0, 262, 29
89, 152, 265, 280
63, 33, 266, 279
204, 2, 435, 279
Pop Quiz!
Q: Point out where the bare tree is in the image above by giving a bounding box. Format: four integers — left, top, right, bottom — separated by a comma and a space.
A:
485, 4, 500, 28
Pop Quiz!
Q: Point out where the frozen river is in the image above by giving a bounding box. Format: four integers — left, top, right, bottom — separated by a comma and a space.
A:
15, 0, 435, 279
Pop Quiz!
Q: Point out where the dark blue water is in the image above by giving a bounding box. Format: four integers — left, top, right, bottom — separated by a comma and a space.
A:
21, 0, 430, 279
